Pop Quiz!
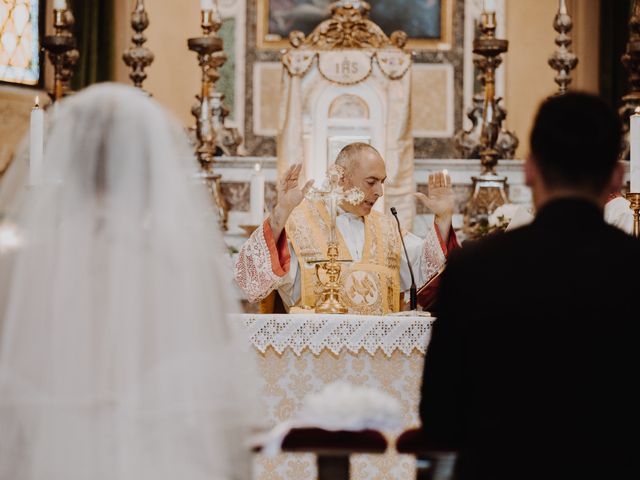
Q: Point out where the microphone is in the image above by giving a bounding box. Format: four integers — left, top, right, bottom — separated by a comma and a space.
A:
390, 207, 417, 311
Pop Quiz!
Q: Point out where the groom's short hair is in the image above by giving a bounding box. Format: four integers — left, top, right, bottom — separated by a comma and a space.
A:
530, 92, 622, 195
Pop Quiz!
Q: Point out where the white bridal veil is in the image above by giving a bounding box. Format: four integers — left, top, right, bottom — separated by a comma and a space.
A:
0, 83, 258, 480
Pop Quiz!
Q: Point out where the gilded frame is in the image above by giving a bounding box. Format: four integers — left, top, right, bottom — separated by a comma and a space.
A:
256, 0, 454, 51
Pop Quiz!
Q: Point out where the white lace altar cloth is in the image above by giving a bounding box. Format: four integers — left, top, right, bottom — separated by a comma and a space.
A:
239, 313, 434, 357
234, 313, 434, 480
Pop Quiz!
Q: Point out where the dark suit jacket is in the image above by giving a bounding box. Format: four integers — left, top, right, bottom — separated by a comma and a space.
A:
419, 198, 640, 480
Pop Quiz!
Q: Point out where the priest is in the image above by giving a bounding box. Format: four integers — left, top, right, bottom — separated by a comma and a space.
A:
234, 143, 459, 314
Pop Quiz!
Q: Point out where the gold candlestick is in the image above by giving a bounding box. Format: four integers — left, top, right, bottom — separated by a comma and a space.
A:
455, 52, 518, 160
626, 192, 640, 238
43, 7, 78, 102
548, 0, 578, 96
188, 5, 229, 230
464, 10, 510, 238
620, 0, 640, 159
123, 0, 154, 91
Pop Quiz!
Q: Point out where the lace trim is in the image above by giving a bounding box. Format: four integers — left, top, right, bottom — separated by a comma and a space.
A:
420, 223, 447, 285
234, 222, 286, 303
237, 314, 434, 357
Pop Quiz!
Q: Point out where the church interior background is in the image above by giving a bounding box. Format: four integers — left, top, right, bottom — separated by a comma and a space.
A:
0, 2, 637, 480
0, 0, 634, 309
1, 1, 629, 238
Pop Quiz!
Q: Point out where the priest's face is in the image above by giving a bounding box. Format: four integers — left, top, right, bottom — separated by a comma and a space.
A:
341, 150, 387, 216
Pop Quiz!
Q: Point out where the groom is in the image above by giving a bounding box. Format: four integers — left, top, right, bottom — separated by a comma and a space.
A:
419, 92, 640, 480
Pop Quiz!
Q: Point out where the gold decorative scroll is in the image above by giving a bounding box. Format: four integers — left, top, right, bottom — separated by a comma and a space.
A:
281, 2, 412, 83
282, 50, 316, 76
284, 49, 413, 84
289, 1, 407, 51
317, 51, 373, 85
374, 50, 412, 80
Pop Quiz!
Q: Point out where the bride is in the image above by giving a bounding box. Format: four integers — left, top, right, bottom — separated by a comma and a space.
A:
0, 83, 259, 480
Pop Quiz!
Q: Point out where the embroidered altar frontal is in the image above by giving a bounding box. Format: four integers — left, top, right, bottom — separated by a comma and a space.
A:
237, 313, 434, 480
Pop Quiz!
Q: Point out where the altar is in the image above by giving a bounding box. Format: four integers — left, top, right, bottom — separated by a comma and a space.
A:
236, 313, 434, 480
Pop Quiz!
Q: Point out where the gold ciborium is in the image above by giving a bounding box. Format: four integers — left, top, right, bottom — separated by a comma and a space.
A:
305, 165, 365, 314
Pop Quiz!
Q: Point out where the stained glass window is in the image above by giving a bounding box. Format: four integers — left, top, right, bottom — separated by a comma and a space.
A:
0, 0, 40, 86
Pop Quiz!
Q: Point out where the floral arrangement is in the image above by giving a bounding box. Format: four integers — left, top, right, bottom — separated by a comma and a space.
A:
465, 203, 529, 240
488, 203, 522, 231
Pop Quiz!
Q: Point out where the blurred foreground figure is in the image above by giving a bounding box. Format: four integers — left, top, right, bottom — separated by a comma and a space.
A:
0, 83, 258, 480
420, 92, 640, 480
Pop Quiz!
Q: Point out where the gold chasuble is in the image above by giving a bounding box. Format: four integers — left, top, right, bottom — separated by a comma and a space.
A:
286, 199, 401, 315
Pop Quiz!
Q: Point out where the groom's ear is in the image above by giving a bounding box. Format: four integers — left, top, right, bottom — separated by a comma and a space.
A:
524, 154, 539, 188
606, 161, 624, 195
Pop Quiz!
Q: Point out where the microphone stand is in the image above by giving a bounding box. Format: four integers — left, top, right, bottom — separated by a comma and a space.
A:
390, 207, 417, 311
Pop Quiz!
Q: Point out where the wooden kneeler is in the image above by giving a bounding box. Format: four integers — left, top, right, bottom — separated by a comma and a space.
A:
255, 428, 387, 480
396, 428, 458, 480
282, 428, 387, 480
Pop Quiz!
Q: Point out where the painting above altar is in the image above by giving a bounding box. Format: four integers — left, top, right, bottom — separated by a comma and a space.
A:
257, 0, 453, 50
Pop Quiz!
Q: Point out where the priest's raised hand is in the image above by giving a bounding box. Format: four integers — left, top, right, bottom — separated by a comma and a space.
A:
270, 163, 315, 241
414, 171, 456, 243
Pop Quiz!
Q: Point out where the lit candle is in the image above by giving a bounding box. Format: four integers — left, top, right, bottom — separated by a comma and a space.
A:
29, 96, 44, 186
483, 0, 496, 12
200, 0, 215, 11
53, 0, 67, 9
630, 108, 640, 193
250, 163, 265, 225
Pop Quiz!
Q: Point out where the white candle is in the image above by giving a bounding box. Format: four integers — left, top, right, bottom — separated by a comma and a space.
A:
250, 163, 265, 225
29, 96, 44, 186
200, 0, 215, 11
53, 0, 67, 9
483, 0, 496, 13
630, 108, 640, 193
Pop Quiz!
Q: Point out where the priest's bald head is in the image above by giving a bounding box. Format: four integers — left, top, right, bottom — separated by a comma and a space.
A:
335, 143, 387, 216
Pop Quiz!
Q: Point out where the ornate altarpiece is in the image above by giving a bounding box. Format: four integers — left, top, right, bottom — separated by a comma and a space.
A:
277, 1, 415, 228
